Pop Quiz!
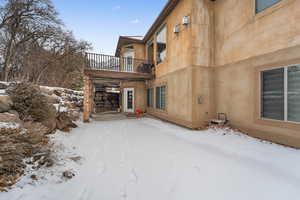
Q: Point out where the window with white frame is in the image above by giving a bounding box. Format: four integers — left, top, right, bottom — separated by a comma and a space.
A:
261, 65, 300, 122
156, 25, 167, 64
255, 0, 281, 13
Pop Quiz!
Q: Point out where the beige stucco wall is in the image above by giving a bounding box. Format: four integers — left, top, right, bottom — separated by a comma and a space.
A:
114, 0, 300, 147
145, 0, 215, 129
214, 0, 300, 147
121, 81, 147, 113
146, 67, 194, 127
151, 0, 193, 78
214, 0, 300, 66
120, 43, 146, 72
144, 0, 193, 126
120, 43, 145, 60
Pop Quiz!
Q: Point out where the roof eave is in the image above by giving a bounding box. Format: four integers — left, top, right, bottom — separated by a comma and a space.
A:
115, 36, 143, 57
142, 0, 180, 42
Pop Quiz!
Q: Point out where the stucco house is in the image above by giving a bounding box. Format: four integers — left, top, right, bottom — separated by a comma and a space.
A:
83, 0, 300, 148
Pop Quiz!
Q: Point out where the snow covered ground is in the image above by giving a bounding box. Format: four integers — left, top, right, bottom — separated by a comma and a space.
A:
1, 117, 300, 200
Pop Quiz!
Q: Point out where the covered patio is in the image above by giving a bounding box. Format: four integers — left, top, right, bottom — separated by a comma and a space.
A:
83, 53, 154, 122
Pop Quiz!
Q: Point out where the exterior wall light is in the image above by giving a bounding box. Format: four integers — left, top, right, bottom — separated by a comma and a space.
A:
173, 24, 180, 34
182, 16, 190, 26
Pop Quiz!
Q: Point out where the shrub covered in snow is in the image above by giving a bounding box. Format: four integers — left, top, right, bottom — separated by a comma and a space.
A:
7, 83, 56, 124
0, 82, 83, 191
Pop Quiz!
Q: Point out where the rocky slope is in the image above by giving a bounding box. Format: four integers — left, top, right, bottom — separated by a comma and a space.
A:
0, 82, 83, 191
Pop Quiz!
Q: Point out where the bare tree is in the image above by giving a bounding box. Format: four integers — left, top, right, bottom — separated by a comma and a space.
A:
0, 0, 92, 89
18, 30, 91, 88
0, 0, 61, 81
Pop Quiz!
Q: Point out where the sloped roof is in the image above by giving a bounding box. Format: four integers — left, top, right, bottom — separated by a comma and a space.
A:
143, 0, 180, 42
115, 36, 144, 56
115, 0, 180, 56
115, 0, 217, 55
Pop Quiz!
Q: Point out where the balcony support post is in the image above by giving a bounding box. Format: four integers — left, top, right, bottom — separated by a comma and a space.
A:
83, 75, 93, 122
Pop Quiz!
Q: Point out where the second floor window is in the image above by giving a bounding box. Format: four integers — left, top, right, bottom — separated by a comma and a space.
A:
156, 25, 167, 64
124, 45, 134, 50
256, 0, 281, 13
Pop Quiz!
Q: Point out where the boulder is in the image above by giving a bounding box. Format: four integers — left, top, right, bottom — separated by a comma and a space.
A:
62, 170, 75, 179
0, 112, 21, 123
68, 109, 80, 121
8, 110, 19, 119
45, 94, 60, 104
0, 122, 21, 135
39, 87, 53, 95
56, 112, 77, 132
23, 122, 49, 144
0, 95, 13, 106
53, 90, 63, 97
0, 82, 9, 90
0, 103, 10, 113
41, 118, 57, 134
0, 156, 3, 168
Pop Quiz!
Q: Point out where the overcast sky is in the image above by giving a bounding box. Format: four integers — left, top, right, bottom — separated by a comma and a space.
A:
52, 0, 167, 55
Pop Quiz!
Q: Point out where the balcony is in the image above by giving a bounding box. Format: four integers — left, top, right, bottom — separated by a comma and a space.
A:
84, 53, 154, 80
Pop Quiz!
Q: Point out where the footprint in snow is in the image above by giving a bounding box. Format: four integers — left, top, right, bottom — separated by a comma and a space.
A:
129, 169, 138, 183
96, 162, 106, 175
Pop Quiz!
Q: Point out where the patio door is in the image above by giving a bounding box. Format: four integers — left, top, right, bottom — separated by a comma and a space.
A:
123, 52, 134, 72
124, 88, 134, 113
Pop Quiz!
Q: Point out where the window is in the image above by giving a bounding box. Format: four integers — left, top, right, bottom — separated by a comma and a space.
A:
256, 0, 281, 13
124, 45, 134, 50
147, 40, 154, 63
147, 88, 154, 107
261, 65, 300, 123
156, 86, 166, 110
156, 25, 167, 64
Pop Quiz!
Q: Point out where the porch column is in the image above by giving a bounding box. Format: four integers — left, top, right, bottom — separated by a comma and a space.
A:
83, 75, 92, 122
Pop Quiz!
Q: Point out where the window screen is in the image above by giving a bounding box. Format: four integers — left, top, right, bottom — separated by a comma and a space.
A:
261, 68, 284, 120
147, 88, 154, 107
256, 0, 281, 13
288, 65, 300, 122
156, 25, 167, 64
156, 86, 166, 110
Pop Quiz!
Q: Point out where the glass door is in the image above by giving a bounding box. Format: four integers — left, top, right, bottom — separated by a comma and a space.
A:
123, 88, 134, 112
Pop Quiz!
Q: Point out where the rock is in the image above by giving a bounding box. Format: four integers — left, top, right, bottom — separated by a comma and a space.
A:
53, 90, 63, 97
0, 122, 21, 135
69, 156, 81, 162
23, 122, 49, 144
0, 156, 3, 168
39, 87, 53, 95
45, 158, 54, 167
30, 174, 38, 180
68, 109, 80, 121
45, 94, 60, 104
62, 170, 75, 179
0, 112, 21, 123
0, 103, 10, 113
41, 119, 57, 135
0, 82, 8, 90
56, 112, 77, 132
33, 152, 50, 162
0, 95, 13, 106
